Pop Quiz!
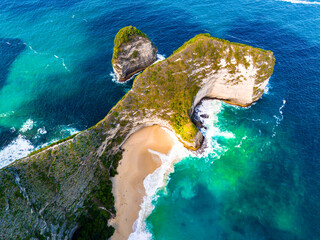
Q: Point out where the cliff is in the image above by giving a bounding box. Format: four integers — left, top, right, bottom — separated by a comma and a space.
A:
112, 26, 157, 82
0, 33, 275, 239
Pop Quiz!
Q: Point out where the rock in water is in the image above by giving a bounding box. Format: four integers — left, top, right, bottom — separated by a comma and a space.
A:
112, 26, 157, 82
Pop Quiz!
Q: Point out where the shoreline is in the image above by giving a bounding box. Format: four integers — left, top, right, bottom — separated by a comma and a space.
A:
110, 125, 175, 239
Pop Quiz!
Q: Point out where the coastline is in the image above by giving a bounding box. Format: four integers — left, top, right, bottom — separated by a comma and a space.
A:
110, 125, 174, 239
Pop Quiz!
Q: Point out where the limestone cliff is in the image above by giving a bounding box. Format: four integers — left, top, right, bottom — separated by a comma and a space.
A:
112, 26, 157, 82
0, 33, 274, 239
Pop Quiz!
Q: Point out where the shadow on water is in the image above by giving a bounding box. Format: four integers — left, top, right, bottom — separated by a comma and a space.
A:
0, 38, 26, 90
16, 1, 209, 131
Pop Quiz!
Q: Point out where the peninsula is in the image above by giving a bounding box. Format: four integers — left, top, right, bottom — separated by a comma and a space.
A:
0, 28, 275, 239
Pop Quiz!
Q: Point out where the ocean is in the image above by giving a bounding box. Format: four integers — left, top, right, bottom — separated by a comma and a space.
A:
0, 0, 319, 239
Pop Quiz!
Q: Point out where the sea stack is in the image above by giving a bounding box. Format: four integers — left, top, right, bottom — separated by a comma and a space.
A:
112, 26, 158, 82
0, 33, 275, 239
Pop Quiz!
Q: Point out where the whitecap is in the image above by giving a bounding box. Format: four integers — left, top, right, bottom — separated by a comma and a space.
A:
0, 135, 34, 169
129, 128, 189, 240
129, 100, 235, 239
192, 100, 234, 158
153, 54, 166, 65
277, 0, 320, 5
19, 119, 35, 133
37, 127, 47, 135
0, 111, 14, 118
264, 82, 272, 95
60, 126, 79, 136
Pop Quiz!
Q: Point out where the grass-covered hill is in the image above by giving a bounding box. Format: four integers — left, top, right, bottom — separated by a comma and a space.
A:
0, 32, 274, 239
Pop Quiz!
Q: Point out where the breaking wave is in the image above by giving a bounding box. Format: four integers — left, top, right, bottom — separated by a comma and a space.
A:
129, 128, 188, 240
0, 123, 79, 169
129, 99, 234, 239
277, 0, 320, 5
0, 135, 34, 169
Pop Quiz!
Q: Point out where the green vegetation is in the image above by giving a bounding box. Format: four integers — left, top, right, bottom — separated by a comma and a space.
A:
132, 50, 139, 58
0, 31, 274, 239
27, 133, 78, 157
112, 26, 148, 61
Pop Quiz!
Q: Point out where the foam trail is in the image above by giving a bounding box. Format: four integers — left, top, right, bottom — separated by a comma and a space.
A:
129, 100, 233, 239
129, 128, 189, 240
0, 135, 34, 169
272, 99, 286, 137
277, 0, 320, 4
28, 45, 38, 54
53, 55, 70, 72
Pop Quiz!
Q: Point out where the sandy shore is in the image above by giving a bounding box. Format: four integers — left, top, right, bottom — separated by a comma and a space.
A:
110, 125, 174, 240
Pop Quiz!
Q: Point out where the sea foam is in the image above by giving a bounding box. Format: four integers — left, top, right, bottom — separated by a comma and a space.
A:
0, 124, 79, 169
192, 100, 234, 159
129, 128, 189, 240
129, 99, 232, 239
277, 0, 320, 5
0, 135, 34, 169
19, 119, 34, 133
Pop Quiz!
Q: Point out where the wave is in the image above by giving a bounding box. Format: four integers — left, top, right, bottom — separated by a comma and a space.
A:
0, 135, 34, 169
0, 124, 79, 169
19, 119, 34, 133
153, 53, 166, 64
264, 82, 272, 95
277, 0, 320, 5
192, 100, 234, 158
129, 128, 189, 240
129, 99, 234, 239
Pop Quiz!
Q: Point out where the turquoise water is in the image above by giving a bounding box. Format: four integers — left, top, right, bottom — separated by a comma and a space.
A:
0, 0, 319, 239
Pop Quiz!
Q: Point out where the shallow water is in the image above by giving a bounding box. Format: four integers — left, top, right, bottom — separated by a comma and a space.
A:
0, 0, 319, 239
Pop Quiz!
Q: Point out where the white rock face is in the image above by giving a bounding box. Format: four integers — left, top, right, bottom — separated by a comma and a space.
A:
112, 36, 157, 82
191, 49, 273, 108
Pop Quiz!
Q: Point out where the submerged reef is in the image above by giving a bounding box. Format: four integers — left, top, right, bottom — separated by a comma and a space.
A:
0, 29, 274, 239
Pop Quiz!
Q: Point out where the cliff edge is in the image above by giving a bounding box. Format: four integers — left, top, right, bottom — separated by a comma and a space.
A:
112, 26, 157, 82
0, 32, 275, 239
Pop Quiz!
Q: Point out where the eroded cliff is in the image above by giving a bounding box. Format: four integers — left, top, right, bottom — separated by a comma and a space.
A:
0, 33, 274, 239
112, 26, 157, 82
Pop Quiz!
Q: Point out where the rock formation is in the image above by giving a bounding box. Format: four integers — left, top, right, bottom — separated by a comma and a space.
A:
112, 26, 157, 82
0, 31, 274, 239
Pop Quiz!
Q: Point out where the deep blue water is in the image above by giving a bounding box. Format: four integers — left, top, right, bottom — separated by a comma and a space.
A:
0, 0, 319, 239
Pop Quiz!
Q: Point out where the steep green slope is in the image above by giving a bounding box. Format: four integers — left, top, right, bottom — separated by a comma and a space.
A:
0, 32, 275, 239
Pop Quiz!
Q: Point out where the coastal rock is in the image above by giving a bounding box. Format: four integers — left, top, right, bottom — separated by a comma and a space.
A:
112, 26, 157, 82
0, 33, 274, 239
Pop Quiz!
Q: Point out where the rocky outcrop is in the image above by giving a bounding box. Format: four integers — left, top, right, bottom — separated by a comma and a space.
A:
0, 33, 274, 239
112, 26, 157, 82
